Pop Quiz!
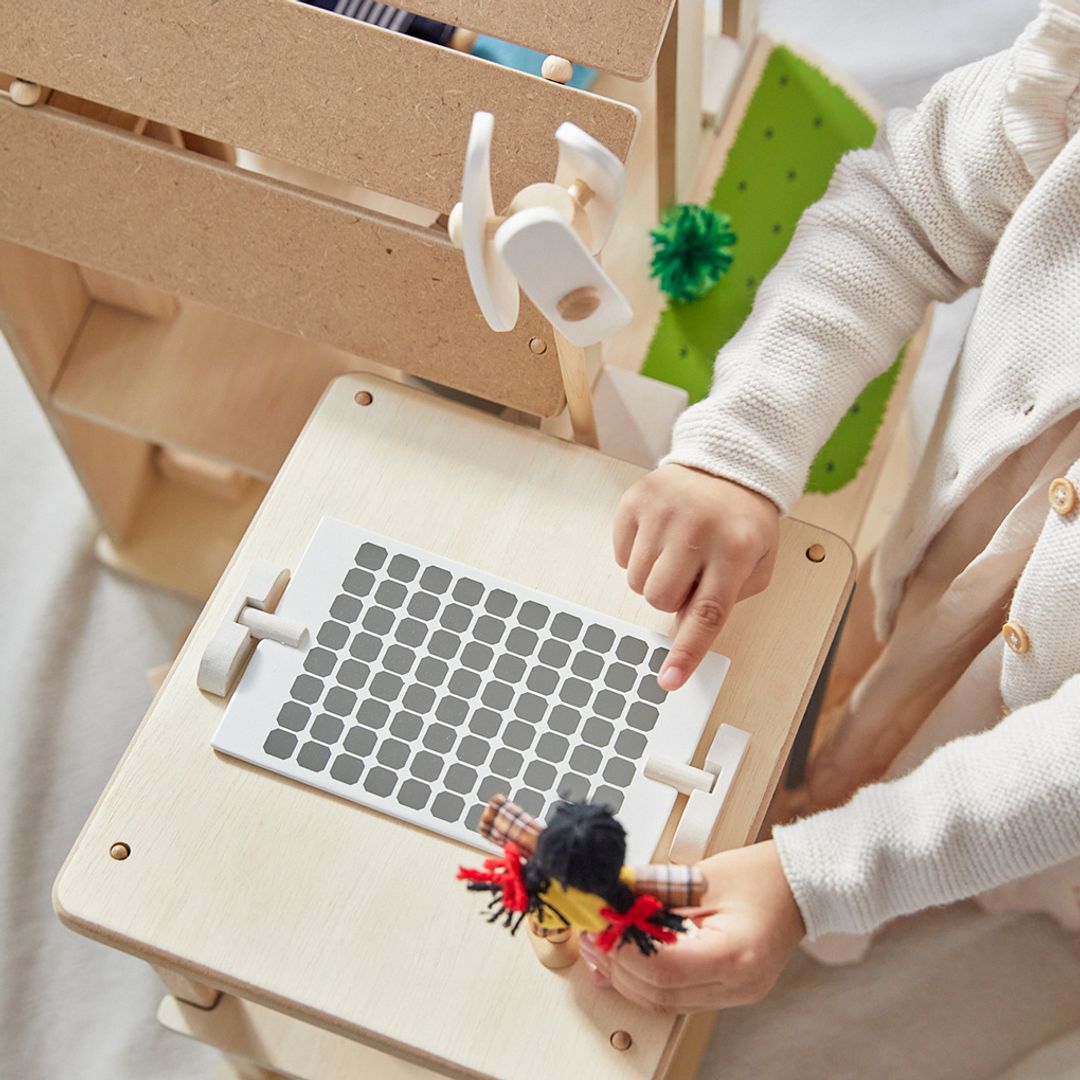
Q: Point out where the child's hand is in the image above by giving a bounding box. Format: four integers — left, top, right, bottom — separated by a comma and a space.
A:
613, 464, 779, 689
579, 841, 804, 1013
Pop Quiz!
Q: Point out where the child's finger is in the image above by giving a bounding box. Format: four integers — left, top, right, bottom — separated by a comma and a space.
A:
660, 570, 738, 689
643, 550, 701, 613
625, 528, 662, 595
612, 499, 638, 570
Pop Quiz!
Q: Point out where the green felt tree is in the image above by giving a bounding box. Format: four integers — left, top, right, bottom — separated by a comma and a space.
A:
649, 204, 736, 303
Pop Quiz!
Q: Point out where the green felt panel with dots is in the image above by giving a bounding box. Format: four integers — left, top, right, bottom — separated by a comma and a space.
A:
643, 45, 906, 495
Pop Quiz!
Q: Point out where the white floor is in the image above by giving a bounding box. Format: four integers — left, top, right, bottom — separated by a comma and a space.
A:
5, 2, 1074, 1078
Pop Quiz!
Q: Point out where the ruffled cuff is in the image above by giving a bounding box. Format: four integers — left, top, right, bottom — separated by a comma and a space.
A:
1003, 0, 1080, 178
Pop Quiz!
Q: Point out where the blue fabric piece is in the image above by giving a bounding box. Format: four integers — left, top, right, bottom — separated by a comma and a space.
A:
472, 36, 598, 89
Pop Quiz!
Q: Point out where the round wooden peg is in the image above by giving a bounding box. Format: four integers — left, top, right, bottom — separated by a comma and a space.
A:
610, 1030, 633, 1051
109, 842, 130, 861
556, 286, 602, 322
541, 56, 574, 84
10, 79, 43, 107
806, 543, 826, 563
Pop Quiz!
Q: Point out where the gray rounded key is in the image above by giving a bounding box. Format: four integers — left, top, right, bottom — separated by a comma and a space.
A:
569, 745, 602, 774
343, 568, 375, 596
440, 604, 472, 632
416, 657, 448, 686
604, 663, 636, 692
538, 640, 570, 667
432, 791, 466, 823
648, 646, 669, 673
403, 684, 436, 714
469, 708, 501, 737
478, 776, 511, 803
370, 672, 403, 701
377, 739, 410, 769
304, 648, 336, 677
445, 763, 478, 794
330, 753, 364, 784
318, 620, 349, 649
627, 702, 659, 731
355, 543, 387, 570
410, 750, 443, 781
614, 729, 648, 758
482, 681, 513, 709
515, 693, 546, 723
457, 735, 490, 766
536, 732, 569, 762
526, 666, 559, 694
427, 630, 459, 659
375, 580, 408, 608
264, 729, 297, 759
362, 607, 394, 635
571, 651, 603, 679
453, 578, 484, 605
357, 700, 390, 728
436, 696, 469, 726
503, 721, 535, 750
603, 757, 636, 787
338, 659, 369, 689
617, 637, 649, 665
582, 717, 615, 747
485, 589, 516, 617
408, 592, 439, 620
311, 713, 344, 744
491, 748, 523, 778
423, 723, 457, 753
448, 670, 481, 698
330, 595, 363, 623
493, 654, 526, 682
464, 802, 485, 833
324, 687, 357, 716
513, 788, 545, 818
387, 554, 420, 582
557, 773, 590, 801
297, 742, 331, 772
518, 601, 549, 629
290, 674, 322, 704
593, 690, 625, 719
382, 644, 415, 674
559, 678, 591, 707
583, 625, 616, 652
395, 618, 428, 648
473, 615, 504, 644
524, 760, 557, 791
277, 702, 310, 732
460, 642, 493, 671
350, 633, 382, 662
551, 613, 582, 641
390, 711, 423, 740
505, 627, 538, 656
398, 779, 431, 810
547, 705, 580, 735
420, 565, 452, 594
637, 673, 668, 704
364, 766, 397, 797
344, 726, 377, 757
594, 785, 625, 813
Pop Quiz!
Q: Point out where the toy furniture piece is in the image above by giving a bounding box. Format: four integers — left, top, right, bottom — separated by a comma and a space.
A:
55, 375, 854, 1079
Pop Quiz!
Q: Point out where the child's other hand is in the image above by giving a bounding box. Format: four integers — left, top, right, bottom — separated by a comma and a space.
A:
580, 841, 804, 1013
613, 464, 779, 690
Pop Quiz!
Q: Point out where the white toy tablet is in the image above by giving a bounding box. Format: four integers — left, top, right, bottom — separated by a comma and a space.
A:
212, 517, 729, 864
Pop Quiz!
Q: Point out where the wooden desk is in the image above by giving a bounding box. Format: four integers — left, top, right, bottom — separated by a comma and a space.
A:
55, 375, 853, 1079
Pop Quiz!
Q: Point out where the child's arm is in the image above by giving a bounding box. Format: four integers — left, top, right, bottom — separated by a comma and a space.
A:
582, 673, 1080, 1011
618, 44, 1039, 689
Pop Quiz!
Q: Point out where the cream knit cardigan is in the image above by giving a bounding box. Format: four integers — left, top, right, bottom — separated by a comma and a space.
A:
663, 1, 1080, 939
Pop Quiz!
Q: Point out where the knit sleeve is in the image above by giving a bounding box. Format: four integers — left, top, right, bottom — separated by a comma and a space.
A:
772, 673, 1080, 940
661, 43, 1037, 511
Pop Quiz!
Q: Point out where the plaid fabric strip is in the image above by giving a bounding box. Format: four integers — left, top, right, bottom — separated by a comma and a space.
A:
630, 864, 706, 908
477, 795, 542, 857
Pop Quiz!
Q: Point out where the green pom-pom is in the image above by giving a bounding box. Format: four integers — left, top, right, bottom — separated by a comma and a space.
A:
649, 204, 736, 303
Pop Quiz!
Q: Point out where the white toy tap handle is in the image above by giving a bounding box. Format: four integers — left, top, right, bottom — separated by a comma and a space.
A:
554, 122, 625, 254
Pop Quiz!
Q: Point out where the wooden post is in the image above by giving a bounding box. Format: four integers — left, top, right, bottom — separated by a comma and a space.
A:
552, 330, 599, 449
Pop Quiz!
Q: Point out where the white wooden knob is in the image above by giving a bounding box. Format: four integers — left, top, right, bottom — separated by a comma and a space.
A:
448, 202, 464, 248
541, 56, 573, 84
10, 80, 42, 107
644, 756, 714, 795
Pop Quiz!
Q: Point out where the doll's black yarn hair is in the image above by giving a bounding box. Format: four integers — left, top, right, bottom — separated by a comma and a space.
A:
527, 800, 636, 913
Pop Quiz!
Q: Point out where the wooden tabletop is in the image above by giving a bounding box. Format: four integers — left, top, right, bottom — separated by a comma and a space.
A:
55, 375, 853, 1079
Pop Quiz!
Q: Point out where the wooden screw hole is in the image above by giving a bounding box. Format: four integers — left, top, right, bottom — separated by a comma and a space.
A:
528, 336, 548, 355
610, 1030, 633, 1051
806, 544, 826, 563
354, 391, 373, 407
110, 842, 131, 861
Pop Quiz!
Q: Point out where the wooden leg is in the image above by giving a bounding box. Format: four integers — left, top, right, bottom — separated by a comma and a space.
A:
217, 1056, 285, 1080
655, 6, 678, 211
552, 331, 599, 449
526, 918, 580, 970
152, 965, 222, 1009
721, 0, 760, 49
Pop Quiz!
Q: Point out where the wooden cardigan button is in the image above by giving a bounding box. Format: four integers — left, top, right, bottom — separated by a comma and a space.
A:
1002, 621, 1030, 654
1048, 477, 1077, 516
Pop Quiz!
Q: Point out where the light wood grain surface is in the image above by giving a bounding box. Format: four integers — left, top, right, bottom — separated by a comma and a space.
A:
55, 376, 851, 1079
0, 0, 638, 213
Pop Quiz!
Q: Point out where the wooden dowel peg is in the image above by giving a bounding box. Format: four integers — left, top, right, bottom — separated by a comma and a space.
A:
541, 56, 574, 84
644, 756, 714, 795
526, 917, 579, 969
237, 606, 306, 647
9, 80, 43, 107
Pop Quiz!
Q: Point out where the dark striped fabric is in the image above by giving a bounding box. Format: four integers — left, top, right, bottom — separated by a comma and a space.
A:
301, 0, 456, 46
